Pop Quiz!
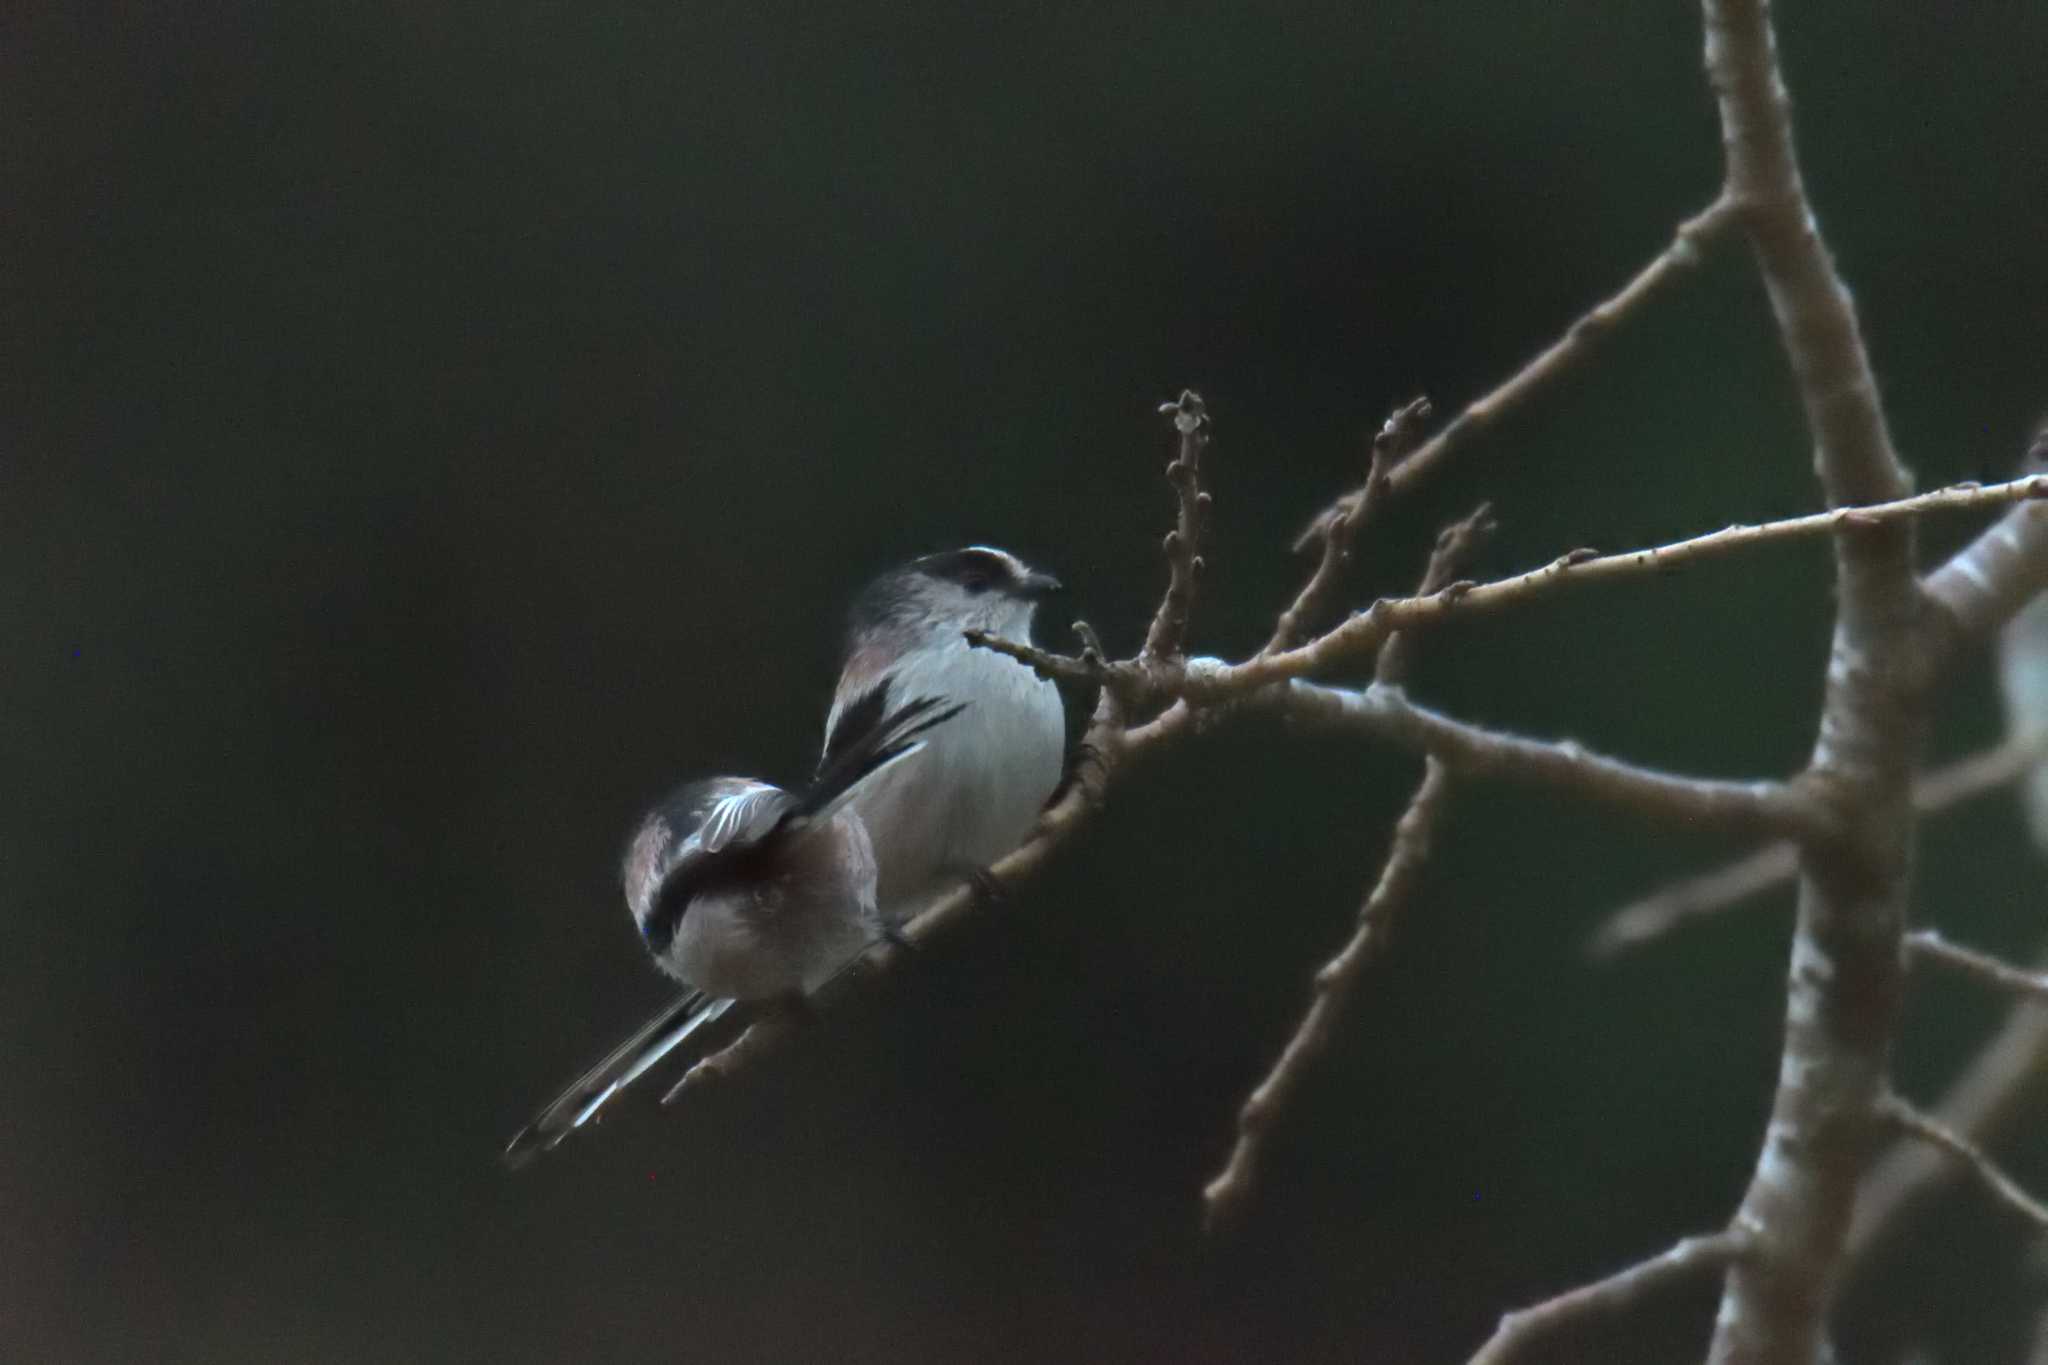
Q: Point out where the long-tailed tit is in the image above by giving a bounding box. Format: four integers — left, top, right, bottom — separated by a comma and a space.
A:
825, 546, 1068, 923
502, 693, 962, 1166
1998, 431, 2048, 852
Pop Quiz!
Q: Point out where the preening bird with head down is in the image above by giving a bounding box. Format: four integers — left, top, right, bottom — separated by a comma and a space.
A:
502, 692, 962, 1166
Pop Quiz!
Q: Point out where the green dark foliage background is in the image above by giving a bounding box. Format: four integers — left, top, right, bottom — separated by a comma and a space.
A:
8, 3, 2046, 1361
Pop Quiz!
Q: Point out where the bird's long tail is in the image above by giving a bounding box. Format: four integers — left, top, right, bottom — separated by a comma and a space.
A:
501, 991, 735, 1170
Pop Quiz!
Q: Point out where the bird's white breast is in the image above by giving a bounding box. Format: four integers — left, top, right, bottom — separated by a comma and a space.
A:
835, 638, 1064, 920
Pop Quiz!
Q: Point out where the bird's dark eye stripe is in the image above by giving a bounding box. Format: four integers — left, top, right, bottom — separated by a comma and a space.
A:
642, 878, 690, 952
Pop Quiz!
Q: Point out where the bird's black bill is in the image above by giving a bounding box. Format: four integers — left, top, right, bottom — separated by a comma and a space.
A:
1015, 571, 1065, 600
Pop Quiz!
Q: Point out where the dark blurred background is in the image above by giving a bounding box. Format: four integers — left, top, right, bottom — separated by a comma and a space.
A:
7, 3, 2048, 1361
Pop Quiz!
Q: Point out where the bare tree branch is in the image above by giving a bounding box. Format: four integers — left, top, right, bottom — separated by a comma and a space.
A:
963, 625, 1114, 689
1297, 197, 1738, 548
1141, 390, 1213, 665
1924, 422, 2048, 644
1846, 943, 2048, 1266
1267, 397, 1426, 655
1708, 22, 1912, 510
1591, 843, 1800, 961
1695, 0, 1928, 1354
1374, 502, 1498, 685
1588, 732, 2048, 959
1923, 497, 2048, 644
1464, 1229, 1753, 1365
1879, 1093, 2048, 1232
1204, 501, 1500, 1234
1194, 478, 2048, 705
1201, 759, 1451, 1234
1270, 681, 1827, 843
972, 478, 2048, 715
1907, 930, 2048, 1004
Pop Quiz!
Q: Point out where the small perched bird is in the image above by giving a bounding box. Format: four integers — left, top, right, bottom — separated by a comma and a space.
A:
502, 693, 962, 1166
826, 546, 1069, 922
1998, 428, 2048, 852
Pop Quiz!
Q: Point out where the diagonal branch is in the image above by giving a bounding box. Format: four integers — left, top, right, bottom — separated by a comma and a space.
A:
1397, 476, 2044, 625
1589, 843, 1799, 961
1587, 731, 2048, 959
1465, 1229, 1753, 1365
971, 478, 2048, 714
1194, 477, 2048, 705
1297, 196, 1738, 548
1201, 759, 1452, 1234
1267, 396, 1426, 654
1204, 503, 1497, 1234
1906, 929, 2048, 1003
1879, 1093, 2048, 1232
1374, 502, 1497, 685
1707, 14, 1911, 514
1922, 494, 2048, 644
1846, 958, 2048, 1264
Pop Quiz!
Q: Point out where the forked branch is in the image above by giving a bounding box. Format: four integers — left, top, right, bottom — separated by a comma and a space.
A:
1269, 396, 1428, 654
1465, 1230, 1753, 1365
1879, 1093, 2048, 1233
1589, 731, 2048, 959
1204, 503, 1487, 1234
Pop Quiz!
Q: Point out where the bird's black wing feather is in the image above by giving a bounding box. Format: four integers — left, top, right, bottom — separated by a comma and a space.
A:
819, 677, 891, 780
802, 692, 968, 821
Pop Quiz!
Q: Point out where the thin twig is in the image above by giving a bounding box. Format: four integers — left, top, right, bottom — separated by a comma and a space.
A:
1142, 390, 1212, 664
1847, 941, 2048, 1267
1589, 843, 1799, 960
1206, 502, 1497, 1233
1879, 1093, 2048, 1232
1268, 396, 1427, 654
1202, 759, 1452, 1235
1297, 197, 1738, 549
1588, 731, 2048, 958
1200, 477, 2048, 705
963, 626, 1119, 689
1914, 731, 2048, 811
1907, 929, 2048, 1003
1375, 502, 1497, 685
976, 478, 2048, 715
1465, 1229, 1752, 1365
